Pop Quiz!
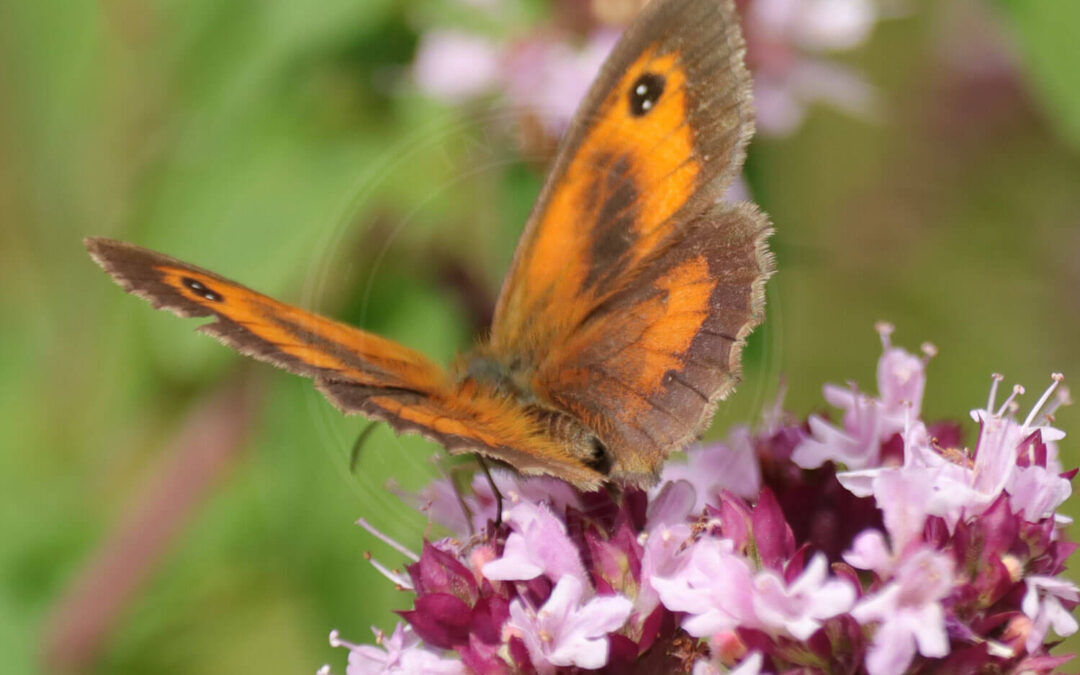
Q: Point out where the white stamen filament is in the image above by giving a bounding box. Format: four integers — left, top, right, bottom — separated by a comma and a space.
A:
328, 629, 362, 650
368, 557, 415, 590
875, 321, 894, 348
996, 384, 1024, 418
356, 518, 420, 562
1042, 385, 1073, 422
1022, 374, 1065, 431
987, 373, 1004, 412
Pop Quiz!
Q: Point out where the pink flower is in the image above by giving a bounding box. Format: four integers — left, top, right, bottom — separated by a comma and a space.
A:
750, 0, 877, 51
1008, 464, 1072, 522
745, 0, 881, 135
659, 426, 763, 507
638, 506, 695, 615
841, 373, 1070, 531
403, 469, 582, 538
481, 501, 587, 585
506, 574, 633, 674
752, 60, 876, 135
840, 463, 936, 575
412, 25, 618, 137
852, 549, 954, 675
335, 325, 1077, 673
326, 625, 465, 675
650, 538, 756, 637
502, 31, 619, 135
1022, 576, 1080, 652
752, 553, 856, 639
412, 31, 500, 103
794, 324, 930, 470
794, 392, 885, 469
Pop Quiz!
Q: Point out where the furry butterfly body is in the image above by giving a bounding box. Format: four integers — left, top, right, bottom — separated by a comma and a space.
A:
87, 0, 773, 490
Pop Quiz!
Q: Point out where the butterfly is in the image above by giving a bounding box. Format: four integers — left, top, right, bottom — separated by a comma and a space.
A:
85, 0, 773, 491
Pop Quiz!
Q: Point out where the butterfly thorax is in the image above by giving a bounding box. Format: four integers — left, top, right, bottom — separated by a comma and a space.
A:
458, 351, 613, 476
459, 352, 535, 401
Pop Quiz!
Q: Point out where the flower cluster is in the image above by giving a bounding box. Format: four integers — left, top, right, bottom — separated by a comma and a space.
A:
322, 324, 1077, 674
411, 0, 886, 139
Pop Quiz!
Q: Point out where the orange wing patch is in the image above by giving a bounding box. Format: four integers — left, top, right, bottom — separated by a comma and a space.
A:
630, 254, 715, 394
496, 48, 702, 352
519, 49, 697, 302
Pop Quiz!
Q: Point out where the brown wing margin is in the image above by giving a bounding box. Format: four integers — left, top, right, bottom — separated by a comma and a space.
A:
532, 202, 774, 485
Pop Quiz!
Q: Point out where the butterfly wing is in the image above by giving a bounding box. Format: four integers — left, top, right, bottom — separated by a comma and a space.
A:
491, 0, 754, 351
532, 203, 772, 484
86, 238, 606, 487
487, 0, 771, 483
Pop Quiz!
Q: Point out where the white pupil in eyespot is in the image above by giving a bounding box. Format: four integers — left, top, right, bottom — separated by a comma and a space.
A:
636, 84, 647, 95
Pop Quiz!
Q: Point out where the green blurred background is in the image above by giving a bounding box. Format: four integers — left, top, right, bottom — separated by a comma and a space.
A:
2, 0, 1079, 673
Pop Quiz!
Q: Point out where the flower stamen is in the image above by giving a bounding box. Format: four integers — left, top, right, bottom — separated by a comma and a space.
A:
356, 518, 420, 562
1021, 373, 1065, 431
996, 384, 1024, 418
987, 373, 1004, 413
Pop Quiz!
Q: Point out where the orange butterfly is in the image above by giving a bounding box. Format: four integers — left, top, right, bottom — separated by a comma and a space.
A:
86, 0, 772, 490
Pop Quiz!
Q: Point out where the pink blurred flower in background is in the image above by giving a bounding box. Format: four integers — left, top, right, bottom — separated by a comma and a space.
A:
410, 0, 889, 138
742, 0, 881, 134
413, 31, 502, 103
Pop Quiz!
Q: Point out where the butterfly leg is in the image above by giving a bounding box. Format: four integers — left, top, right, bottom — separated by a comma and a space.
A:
475, 456, 505, 527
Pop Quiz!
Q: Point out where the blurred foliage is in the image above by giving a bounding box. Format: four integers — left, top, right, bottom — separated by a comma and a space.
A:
992, 0, 1080, 148
1, 0, 1079, 673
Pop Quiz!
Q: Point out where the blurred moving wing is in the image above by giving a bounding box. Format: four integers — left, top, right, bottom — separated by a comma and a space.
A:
85, 238, 606, 488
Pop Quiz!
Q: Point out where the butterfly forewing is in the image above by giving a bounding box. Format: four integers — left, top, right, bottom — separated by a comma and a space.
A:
491, 0, 755, 356
487, 0, 770, 482
85, 237, 607, 488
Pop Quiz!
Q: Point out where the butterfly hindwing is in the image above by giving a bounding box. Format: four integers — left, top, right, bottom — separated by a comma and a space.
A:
532, 202, 773, 483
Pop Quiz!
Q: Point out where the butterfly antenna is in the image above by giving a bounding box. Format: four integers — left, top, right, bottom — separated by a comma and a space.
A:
476, 456, 504, 527
348, 423, 379, 473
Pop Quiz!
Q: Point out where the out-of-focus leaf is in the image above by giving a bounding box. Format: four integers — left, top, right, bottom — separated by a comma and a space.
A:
993, 0, 1080, 149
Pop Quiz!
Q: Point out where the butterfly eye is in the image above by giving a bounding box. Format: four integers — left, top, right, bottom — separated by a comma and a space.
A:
182, 277, 224, 302
628, 72, 665, 117
585, 436, 613, 475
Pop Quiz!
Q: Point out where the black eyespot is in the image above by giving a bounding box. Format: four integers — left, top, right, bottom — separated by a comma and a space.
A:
182, 277, 223, 302
628, 72, 665, 117
585, 436, 613, 475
